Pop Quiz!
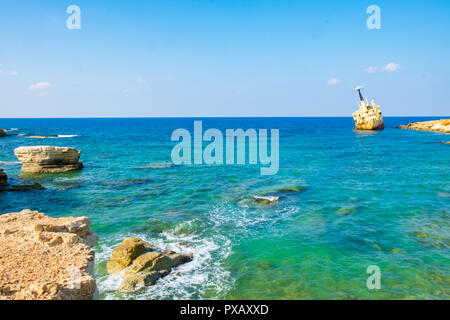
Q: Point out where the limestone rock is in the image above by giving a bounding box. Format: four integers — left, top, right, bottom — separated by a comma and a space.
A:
107, 237, 193, 291
106, 238, 157, 274
398, 119, 450, 134
14, 146, 83, 173
0, 210, 98, 300
119, 271, 160, 291
0, 169, 7, 186
352, 100, 384, 130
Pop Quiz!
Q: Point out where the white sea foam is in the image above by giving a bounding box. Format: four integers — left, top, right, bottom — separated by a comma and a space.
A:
209, 201, 300, 231
96, 224, 233, 300
0, 160, 21, 165
26, 134, 79, 139
253, 195, 280, 203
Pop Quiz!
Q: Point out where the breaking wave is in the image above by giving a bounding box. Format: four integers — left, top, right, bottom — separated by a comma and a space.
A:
96, 224, 233, 300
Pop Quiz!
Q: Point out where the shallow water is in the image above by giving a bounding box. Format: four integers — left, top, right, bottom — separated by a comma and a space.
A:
0, 117, 449, 299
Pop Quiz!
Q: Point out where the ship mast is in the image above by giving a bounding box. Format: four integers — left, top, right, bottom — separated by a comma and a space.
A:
355, 86, 367, 107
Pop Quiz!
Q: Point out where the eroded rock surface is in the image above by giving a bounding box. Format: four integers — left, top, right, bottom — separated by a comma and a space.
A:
14, 146, 83, 173
0, 210, 98, 300
107, 237, 193, 291
398, 119, 450, 134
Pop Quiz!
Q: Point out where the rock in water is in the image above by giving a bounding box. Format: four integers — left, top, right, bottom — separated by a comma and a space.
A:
106, 238, 157, 274
398, 119, 450, 134
107, 237, 193, 291
14, 146, 83, 173
0, 169, 7, 186
0, 210, 98, 300
352, 87, 384, 130
9, 183, 45, 191
0, 129, 6, 137
252, 195, 280, 205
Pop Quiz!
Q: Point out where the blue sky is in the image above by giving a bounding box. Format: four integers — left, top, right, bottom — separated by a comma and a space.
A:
1, 0, 449, 117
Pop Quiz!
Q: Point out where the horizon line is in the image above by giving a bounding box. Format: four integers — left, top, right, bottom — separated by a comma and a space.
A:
1, 116, 449, 119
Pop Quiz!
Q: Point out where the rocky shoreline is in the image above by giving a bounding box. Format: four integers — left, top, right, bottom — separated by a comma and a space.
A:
0, 210, 98, 300
0, 209, 194, 299
398, 119, 450, 134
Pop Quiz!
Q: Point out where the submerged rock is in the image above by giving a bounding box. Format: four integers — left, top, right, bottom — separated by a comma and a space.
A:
352, 87, 384, 130
249, 186, 303, 206
398, 119, 450, 134
0, 210, 98, 300
274, 186, 304, 194
102, 178, 154, 189
107, 237, 193, 291
135, 162, 175, 170
0, 169, 7, 186
9, 183, 45, 191
14, 146, 83, 173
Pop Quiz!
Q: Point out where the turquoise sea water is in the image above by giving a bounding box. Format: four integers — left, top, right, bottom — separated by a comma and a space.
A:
0, 117, 449, 299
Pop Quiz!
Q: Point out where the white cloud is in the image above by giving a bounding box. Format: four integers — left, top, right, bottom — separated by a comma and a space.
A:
328, 78, 342, 85
383, 62, 400, 72
6, 71, 18, 76
364, 62, 400, 73
29, 82, 52, 91
364, 66, 378, 73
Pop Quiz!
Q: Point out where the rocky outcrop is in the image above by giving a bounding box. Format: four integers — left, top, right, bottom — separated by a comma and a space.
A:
0, 129, 6, 137
107, 238, 193, 291
352, 100, 384, 130
398, 119, 450, 134
14, 146, 83, 173
0, 210, 98, 300
0, 169, 7, 186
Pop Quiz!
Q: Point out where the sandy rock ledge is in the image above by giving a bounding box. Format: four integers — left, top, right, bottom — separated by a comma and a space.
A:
398, 119, 450, 133
14, 146, 83, 173
0, 210, 98, 300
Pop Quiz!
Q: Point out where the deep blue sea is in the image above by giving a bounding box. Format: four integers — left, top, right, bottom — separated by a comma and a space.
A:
0, 117, 449, 299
